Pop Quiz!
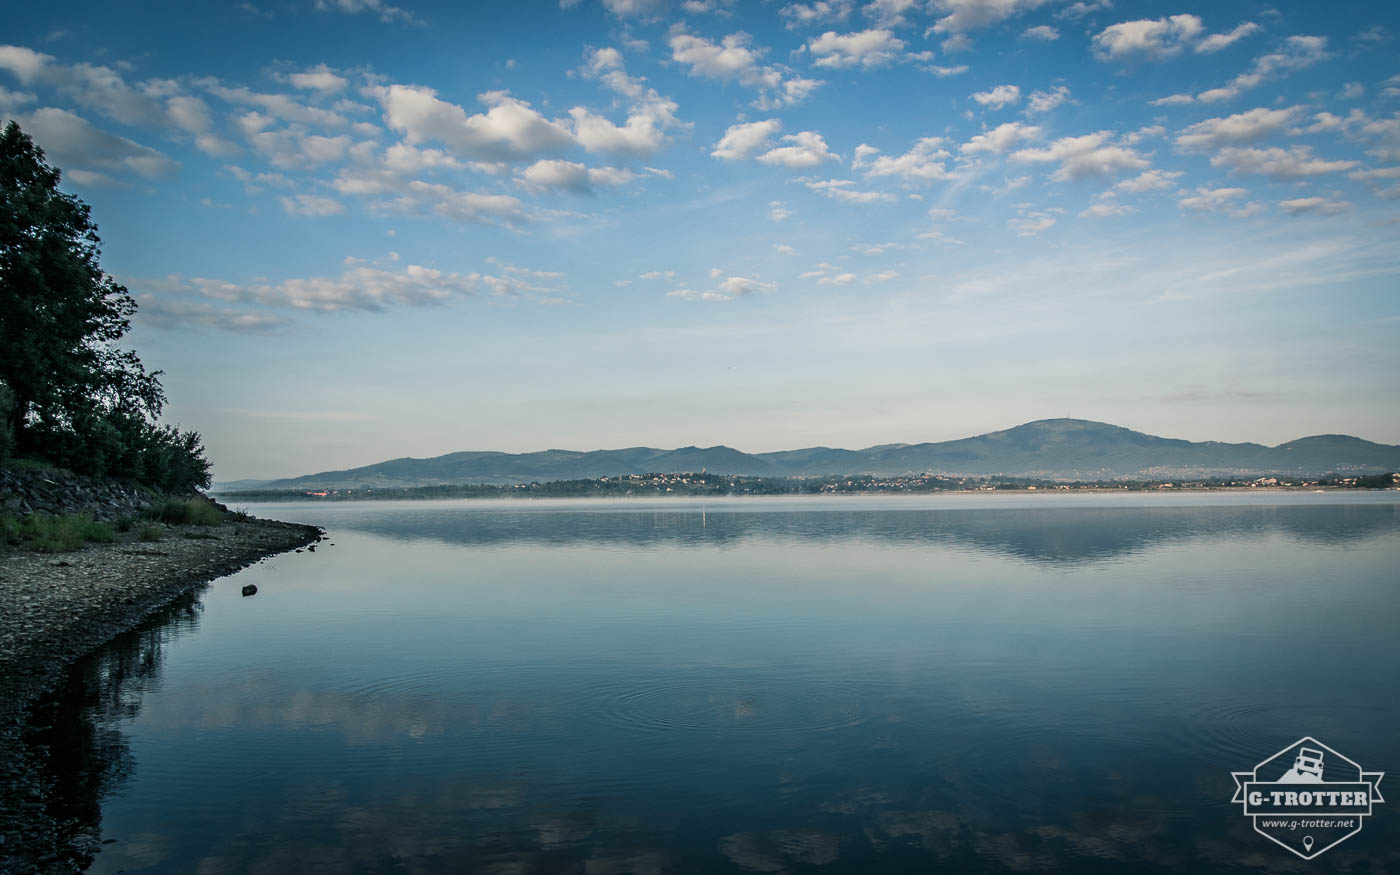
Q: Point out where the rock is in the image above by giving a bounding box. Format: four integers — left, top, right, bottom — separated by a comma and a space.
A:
240, 584, 258, 597
307, 545, 315, 552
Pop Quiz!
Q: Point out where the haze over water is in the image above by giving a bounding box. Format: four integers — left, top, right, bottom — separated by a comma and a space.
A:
35, 494, 1400, 873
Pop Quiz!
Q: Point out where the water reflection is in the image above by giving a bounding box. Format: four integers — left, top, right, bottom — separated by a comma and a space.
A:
26, 591, 204, 871
26, 498, 1400, 873
279, 499, 1400, 564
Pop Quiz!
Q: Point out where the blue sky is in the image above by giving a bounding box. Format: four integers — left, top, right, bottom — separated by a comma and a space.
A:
2, 0, 1397, 479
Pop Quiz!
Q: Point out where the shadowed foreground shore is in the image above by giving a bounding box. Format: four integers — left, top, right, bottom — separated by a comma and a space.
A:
0, 517, 322, 874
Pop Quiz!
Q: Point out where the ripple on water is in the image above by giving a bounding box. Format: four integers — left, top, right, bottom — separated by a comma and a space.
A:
586, 670, 878, 735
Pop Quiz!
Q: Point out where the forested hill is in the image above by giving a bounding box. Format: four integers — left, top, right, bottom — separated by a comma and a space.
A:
220, 419, 1400, 490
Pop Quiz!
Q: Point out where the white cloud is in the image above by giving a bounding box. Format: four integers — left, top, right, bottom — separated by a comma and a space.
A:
1195, 22, 1260, 53
774, 243, 798, 255
1211, 145, 1359, 179
971, 84, 1020, 109
1341, 82, 1364, 99
283, 64, 349, 93
1279, 196, 1351, 215
1175, 106, 1300, 150
9, 106, 177, 179
134, 293, 288, 332
757, 131, 837, 167
666, 288, 734, 302
1008, 211, 1055, 235
930, 0, 1051, 34
569, 102, 678, 158
769, 200, 793, 221
718, 275, 772, 296
1092, 14, 1204, 60
1079, 198, 1132, 217
941, 33, 974, 53
921, 63, 970, 76
0, 85, 36, 111
1184, 35, 1328, 103
960, 121, 1040, 154
1012, 131, 1148, 180
1122, 124, 1165, 144
0, 48, 251, 149
239, 118, 354, 169
0, 44, 53, 83
1177, 185, 1264, 216
176, 261, 549, 320
861, 0, 921, 27
1057, 1, 1111, 20
669, 30, 772, 80
281, 193, 346, 215
711, 118, 780, 160
519, 158, 639, 193
682, 0, 736, 13
799, 177, 896, 202
1021, 25, 1059, 41
855, 136, 953, 180
1025, 84, 1070, 114
596, 0, 666, 17
329, 163, 529, 226
668, 30, 817, 108
806, 29, 906, 69
379, 142, 462, 174
203, 80, 352, 128
802, 263, 859, 285
574, 48, 685, 157
315, 0, 418, 24
1114, 168, 1182, 192
779, 1, 854, 28
372, 85, 576, 162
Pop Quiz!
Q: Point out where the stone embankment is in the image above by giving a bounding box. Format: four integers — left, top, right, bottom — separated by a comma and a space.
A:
0, 467, 152, 521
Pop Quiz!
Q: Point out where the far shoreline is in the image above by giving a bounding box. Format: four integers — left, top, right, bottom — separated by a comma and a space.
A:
215, 485, 1400, 509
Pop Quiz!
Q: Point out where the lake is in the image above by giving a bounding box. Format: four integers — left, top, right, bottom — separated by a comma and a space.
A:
31, 493, 1400, 873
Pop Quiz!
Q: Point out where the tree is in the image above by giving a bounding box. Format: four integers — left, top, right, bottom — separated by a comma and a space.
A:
0, 121, 209, 492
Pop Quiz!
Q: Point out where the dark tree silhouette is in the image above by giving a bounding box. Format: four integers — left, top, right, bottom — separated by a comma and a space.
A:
0, 121, 209, 491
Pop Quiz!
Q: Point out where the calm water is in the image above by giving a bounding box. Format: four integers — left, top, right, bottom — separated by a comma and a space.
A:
29, 493, 1400, 873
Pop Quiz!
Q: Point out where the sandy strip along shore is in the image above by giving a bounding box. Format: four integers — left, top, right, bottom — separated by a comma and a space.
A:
0, 517, 322, 873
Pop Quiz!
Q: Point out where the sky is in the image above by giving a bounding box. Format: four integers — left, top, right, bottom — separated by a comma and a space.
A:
2, 0, 1398, 480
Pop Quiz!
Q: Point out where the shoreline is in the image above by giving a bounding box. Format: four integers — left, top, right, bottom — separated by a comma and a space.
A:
217, 485, 1399, 505
0, 516, 322, 874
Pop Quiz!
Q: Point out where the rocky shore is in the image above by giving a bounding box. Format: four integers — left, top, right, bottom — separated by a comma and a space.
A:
0, 467, 153, 523
0, 516, 322, 873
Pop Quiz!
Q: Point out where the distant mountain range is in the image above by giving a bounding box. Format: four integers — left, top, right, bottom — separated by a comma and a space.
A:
216, 419, 1400, 492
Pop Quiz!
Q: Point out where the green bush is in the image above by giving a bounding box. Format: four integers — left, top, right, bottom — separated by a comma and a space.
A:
143, 496, 225, 526
21, 513, 116, 552
0, 513, 20, 545
138, 522, 163, 541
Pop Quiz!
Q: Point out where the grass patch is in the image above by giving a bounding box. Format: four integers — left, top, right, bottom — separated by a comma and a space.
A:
1, 512, 118, 553
143, 496, 226, 526
138, 522, 164, 542
0, 513, 21, 546
1, 457, 61, 474
181, 532, 220, 540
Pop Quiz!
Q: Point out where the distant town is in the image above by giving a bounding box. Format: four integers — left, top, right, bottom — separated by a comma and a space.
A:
221, 471, 1400, 502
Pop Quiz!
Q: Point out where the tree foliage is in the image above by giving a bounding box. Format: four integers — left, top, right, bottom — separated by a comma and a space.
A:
0, 121, 209, 492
